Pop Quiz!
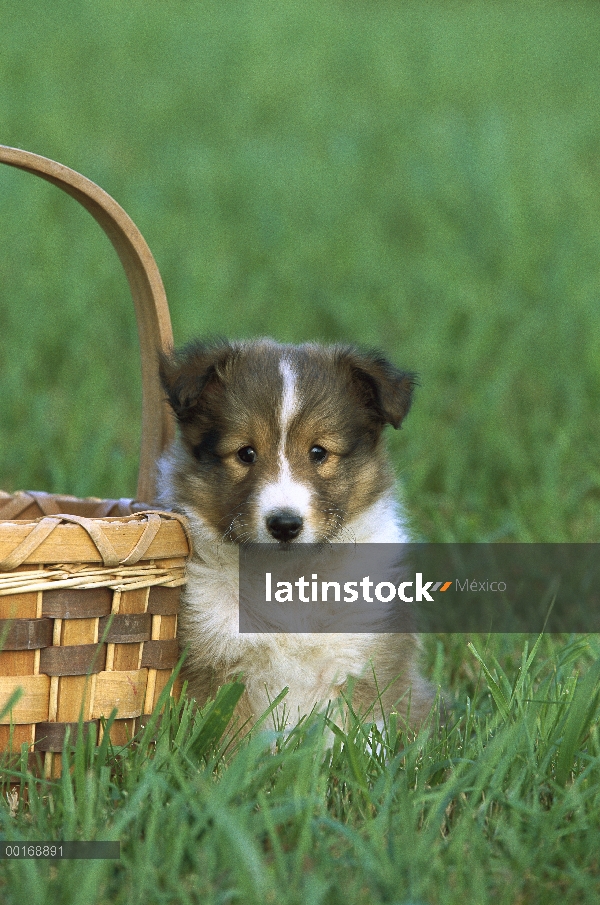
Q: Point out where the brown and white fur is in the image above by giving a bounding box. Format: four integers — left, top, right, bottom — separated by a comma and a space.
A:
157, 339, 434, 735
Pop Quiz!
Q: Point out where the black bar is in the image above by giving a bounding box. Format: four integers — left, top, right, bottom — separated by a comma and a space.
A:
0, 842, 120, 859
238, 543, 600, 633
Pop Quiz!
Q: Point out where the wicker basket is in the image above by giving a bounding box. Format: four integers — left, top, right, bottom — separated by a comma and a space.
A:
0, 146, 190, 778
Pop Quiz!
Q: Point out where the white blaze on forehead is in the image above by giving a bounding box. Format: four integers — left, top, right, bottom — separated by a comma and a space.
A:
255, 355, 314, 540
279, 357, 298, 429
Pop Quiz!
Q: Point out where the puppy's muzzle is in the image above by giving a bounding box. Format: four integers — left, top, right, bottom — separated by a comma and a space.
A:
266, 510, 304, 542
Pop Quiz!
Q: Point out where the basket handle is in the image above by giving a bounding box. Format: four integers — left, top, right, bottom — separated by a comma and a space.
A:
0, 145, 175, 504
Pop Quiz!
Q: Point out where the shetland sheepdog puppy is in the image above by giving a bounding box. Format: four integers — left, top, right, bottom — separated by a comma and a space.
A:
157, 339, 434, 735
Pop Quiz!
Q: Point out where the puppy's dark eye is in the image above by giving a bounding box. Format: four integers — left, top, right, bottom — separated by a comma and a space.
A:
309, 445, 328, 464
237, 446, 257, 464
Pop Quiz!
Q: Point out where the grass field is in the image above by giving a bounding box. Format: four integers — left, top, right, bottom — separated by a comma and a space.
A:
1, 1, 600, 902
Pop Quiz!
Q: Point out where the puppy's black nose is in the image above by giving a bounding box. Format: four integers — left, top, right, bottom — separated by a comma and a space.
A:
266, 510, 304, 542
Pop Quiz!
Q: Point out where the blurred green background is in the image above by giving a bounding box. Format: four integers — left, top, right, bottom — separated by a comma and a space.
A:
1, 0, 599, 542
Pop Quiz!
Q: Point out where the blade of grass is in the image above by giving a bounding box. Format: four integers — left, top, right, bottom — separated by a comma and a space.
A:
468, 642, 511, 720
187, 680, 246, 759
555, 657, 600, 786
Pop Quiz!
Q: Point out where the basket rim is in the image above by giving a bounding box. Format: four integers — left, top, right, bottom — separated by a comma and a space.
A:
0, 506, 190, 570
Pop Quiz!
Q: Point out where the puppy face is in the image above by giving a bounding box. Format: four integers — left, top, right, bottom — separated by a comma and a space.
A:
159, 340, 416, 544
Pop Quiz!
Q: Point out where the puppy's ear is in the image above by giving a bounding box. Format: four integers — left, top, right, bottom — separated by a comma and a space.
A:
341, 348, 418, 429
158, 340, 235, 423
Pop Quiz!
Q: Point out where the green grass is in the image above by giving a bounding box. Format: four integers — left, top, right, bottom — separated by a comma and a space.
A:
2, 637, 600, 905
1, 1, 600, 901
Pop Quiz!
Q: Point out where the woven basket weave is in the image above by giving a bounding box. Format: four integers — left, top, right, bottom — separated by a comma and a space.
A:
0, 146, 190, 778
